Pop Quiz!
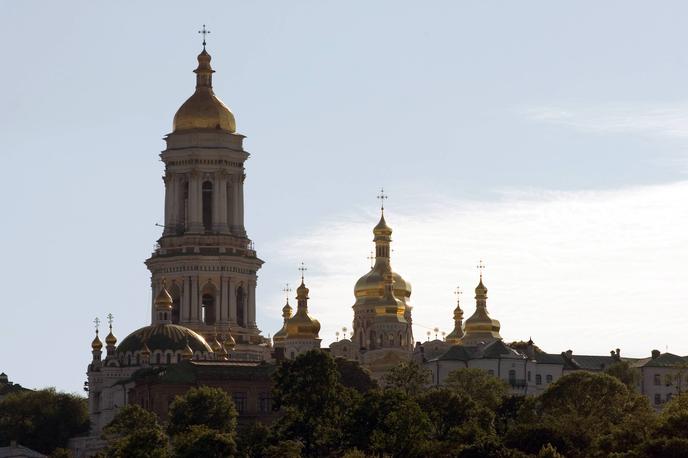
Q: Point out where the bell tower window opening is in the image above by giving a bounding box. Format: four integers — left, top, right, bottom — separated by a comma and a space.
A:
202, 294, 216, 325
202, 181, 213, 232
236, 286, 245, 327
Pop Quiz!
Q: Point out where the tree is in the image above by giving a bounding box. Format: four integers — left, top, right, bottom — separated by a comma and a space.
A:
167, 386, 237, 436
444, 368, 508, 410
604, 360, 640, 389
235, 422, 271, 458
537, 372, 654, 457
102, 404, 169, 458
0, 388, 89, 455
346, 389, 431, 457
272, 350, 355, 457
172, 425, 236, 458
335, 358, 378, 394
380, 361, 430, 397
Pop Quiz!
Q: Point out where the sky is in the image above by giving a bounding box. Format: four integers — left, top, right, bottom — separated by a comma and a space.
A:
1, 1, 688, 394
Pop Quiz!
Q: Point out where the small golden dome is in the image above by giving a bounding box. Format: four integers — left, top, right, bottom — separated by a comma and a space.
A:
273, 301, 293, 343
173, 49, 236, 133
91, 332, 103, 351
155, 283, 174, 311
105, 327, 117, 347
285, 281, 321, 339
181, 340, 194, 359
373, 213, 392, 237
140, 341, 151, 356
210, 334, 223, 353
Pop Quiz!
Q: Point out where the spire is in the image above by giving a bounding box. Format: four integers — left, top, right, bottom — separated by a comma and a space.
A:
198, 24, 211, 51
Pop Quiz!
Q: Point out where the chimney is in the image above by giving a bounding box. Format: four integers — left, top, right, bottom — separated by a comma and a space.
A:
565, 349, 573, 359
652, 349, 660, 359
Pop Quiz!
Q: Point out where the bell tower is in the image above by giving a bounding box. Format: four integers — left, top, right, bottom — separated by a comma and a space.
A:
145, 40, 266, 359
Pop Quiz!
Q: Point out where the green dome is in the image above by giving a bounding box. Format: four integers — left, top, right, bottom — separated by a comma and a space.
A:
117, 324, 213, 356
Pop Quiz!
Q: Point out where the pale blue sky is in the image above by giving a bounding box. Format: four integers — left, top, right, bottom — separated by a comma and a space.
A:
2, 1, 688, 393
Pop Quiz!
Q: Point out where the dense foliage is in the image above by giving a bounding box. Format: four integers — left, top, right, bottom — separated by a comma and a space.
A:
0, 388, 89, 455
9, 352, 688, 457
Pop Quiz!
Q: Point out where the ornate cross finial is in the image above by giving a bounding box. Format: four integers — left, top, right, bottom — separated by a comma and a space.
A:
454, 286, 463, 303
198, 24, 211, 49
377, 188, 388, 212
477, 260, 486, 280
106, 313, 114, 330
343, 326, 348, 339
367, 251, 375, 269
298, 262, 307, 283
93, 317, 101, 333
282, 283, 292, 302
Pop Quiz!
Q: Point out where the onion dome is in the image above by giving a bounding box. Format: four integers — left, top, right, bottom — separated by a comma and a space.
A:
105, 327, 117, 347
461, 275, 502, 345
354, 212, 412, 305
445, 292, 465, 345
285, 280, 321, 339
140, 341, 151, 357
116, 324, 213, 363
91, 330, 103, 351
155, 284, 173, 310
172, 49, 236, 133
273, 300, 293, 343
210, 333, 223, 353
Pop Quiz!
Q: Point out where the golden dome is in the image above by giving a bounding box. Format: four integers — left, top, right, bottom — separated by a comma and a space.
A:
462, 276, 501, 343
273, 301, 292, 342
172, 49, 236, 133
285, 281, 321, 339
140, 341, 151, 356
181, 340, 194, 359
155, 283, 174, 311
373, 213, 392, 237
105, 327, 117, 347
116, 323, 212, 359
91, 331, 103, 351
224, 331, 236, 350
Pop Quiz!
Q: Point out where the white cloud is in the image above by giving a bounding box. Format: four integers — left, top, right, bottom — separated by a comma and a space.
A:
523, 104, 688, 140
268, 181, 688, 358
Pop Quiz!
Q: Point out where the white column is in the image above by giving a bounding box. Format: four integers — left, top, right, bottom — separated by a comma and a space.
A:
228, 279, 237, 325
219, 276, 229, 324
169, 177, 179, 233
182, 277, 191, 322
163, 175, 173, 235
238, 174, 245, 236
190, 276, 199, 322
248, 280, 257, 328
231, 178, 241, 235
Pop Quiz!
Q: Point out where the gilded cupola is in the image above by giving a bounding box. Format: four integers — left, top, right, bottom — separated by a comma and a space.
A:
285, 275, 321, 340
461, 265, 502, 346
273, 291, 293, 344
91, 329, 103, 352
172, 46, 236, 133
354, 210, 412, 306
445, 288, 465, 345
154, 280, 174, 324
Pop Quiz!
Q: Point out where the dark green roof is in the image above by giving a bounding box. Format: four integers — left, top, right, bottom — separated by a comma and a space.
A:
117, 324, 212, 355
130, 360, 277, 385
635, 353, 688, 368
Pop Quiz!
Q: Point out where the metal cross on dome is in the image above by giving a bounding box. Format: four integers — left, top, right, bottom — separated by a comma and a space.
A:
454, 286, 462, 302
107, 313, 114, 329
198, 24, 211, 49
367, 251, 375, 269
298, 262, 307, 282
377, 188, 388, 211
93, 317, 100, 332
477, 260, 486, 279
282, 283, 292, 301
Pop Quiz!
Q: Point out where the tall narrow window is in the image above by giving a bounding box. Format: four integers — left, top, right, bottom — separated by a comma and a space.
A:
202, 181, 213, 232
170, 282, 181, 324
202, 282, 217, 325
182, 182, 189, 232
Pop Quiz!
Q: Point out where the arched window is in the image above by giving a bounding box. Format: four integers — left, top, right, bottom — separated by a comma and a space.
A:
155, 353, 161, 364
202, 181, 213, 232
169, 282, 181, 324
236, 286, 245, 327
166, 353, 171, 364
369, 330, 376, 350
202, 282, 217, 325
388, 334, 395, 346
